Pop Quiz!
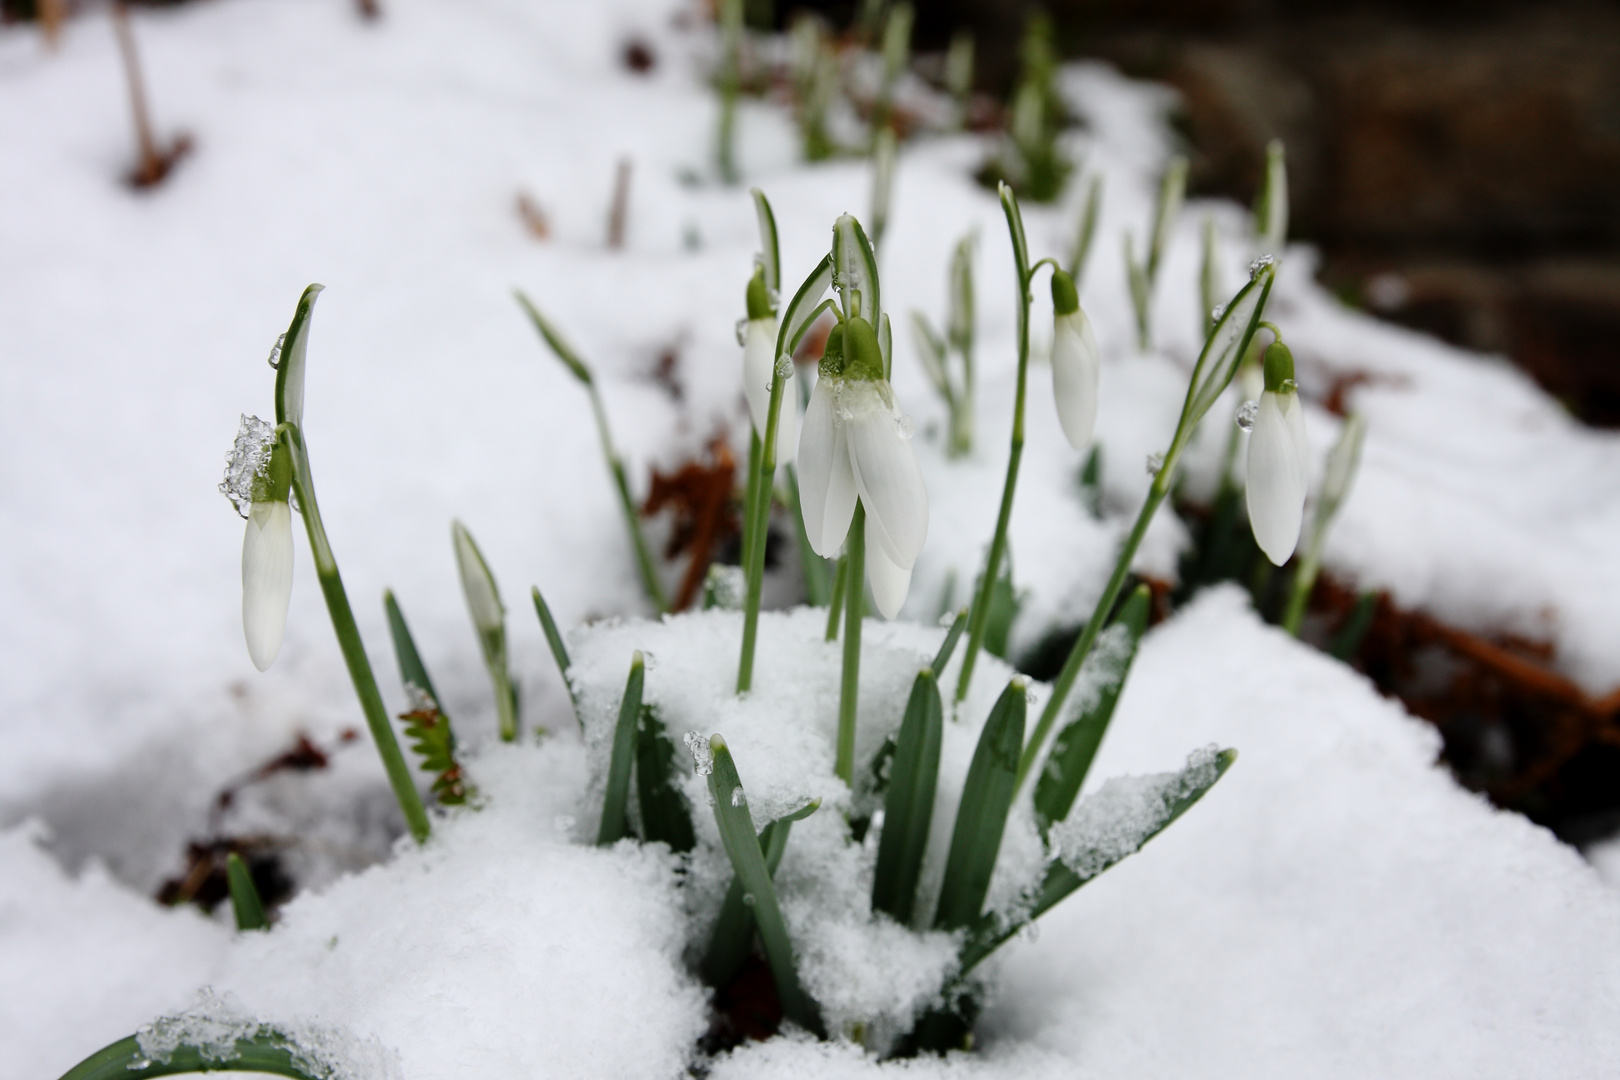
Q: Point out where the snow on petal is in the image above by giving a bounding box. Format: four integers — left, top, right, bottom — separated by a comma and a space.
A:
1246, 390, 1307, 566
865, 523, 913, 619
243, 499, 294, 671
796, 379, 857, 558
844, 382, 928, 569
1051, 308, 1101, 451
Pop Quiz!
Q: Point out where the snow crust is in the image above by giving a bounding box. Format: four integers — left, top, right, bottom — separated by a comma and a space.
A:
1, 0, 1619, 1077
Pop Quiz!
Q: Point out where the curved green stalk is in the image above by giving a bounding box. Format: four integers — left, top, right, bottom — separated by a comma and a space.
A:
737, 362, 788, 693
956, 184, 1033, 702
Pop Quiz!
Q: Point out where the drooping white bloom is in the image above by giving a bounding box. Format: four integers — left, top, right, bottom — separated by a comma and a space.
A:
743, 315, 796, 461
242, 498, 294, 671
1051, 307, 1100, 450
1049, 269, 1100, 451
798, 362, 928, 618
1246, 386, 1309, 566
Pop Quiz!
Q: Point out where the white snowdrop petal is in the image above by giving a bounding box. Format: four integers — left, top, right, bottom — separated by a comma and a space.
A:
845, 384, 928, 568
796, 380, 857, 558
1051, 309, 1101, 451
742, 319, 774, 433
242, 500, 294, 671
1246, 391, 1307, 566
864, 523, 913, 619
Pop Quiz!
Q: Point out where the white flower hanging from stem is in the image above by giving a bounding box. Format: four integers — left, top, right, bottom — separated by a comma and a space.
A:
1245, 323, 1309, 567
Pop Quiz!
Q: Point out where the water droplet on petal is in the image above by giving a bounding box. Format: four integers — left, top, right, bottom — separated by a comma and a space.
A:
683, 731, 714, 776
895, 415, 915, 440
1280, 378, 1298, 394
734, 318, 749, 347
730, 787, 747, 807
1235, 400, 1259, 431
1145, 452, 1165, 477
1249, 254, 1275, 279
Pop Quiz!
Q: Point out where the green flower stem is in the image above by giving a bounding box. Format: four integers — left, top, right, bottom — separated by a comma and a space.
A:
1015, 473, 1168, 792
824, 555, 848, 640
736, 361, 789, 693
716, 0, 741, 183
282, 425, 430, 843
836, 503, 867, 784
1281, 555, 1318, 636
742, 430, 762, 583
956, 185, 1033, 703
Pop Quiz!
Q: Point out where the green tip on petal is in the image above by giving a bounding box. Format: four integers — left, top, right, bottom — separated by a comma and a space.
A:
819, 321, 846, 378
842, 316, 884, 381
1050, 269, 1079, 316
746, 265, 772, 321
1263, 340, 1295, 393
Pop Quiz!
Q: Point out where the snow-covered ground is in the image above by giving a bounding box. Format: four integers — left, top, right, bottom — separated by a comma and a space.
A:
3, 0, 1620, 1076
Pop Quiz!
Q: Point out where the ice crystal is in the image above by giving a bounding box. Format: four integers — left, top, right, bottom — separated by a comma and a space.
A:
1145, 451, 1165, 477
730, 787, 747, 808
220, 414, 276, 518
1236, 400, 1259, 431
1249, 254, 1275, 279
684, 731, 714, 776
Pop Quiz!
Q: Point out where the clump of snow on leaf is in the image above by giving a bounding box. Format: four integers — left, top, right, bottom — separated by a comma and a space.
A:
137, 988, 401, 1080
1050, 745, 1224, 880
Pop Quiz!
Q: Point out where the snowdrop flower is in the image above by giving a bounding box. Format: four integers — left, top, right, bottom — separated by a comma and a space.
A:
221, 414, 294, 671
742, 267, 796, 462
1049, 269, 1100, 450
1246, 336, 1309, 566
798, 315, 928, 618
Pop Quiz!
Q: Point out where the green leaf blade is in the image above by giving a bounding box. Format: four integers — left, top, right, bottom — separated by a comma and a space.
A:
273, 284, 323, 429
705, 735, 826, 1036
872, 669, 943, 924
58, 1033, 324, 1080
635, 705, 695, 852
597, 652, 645, 846
225, 853, 267, 932
1033, 585, 1150, 833
514, 290, 593, 385
934, 678, 1026, 931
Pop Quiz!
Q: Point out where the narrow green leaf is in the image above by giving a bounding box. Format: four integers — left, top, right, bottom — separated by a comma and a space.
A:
934, 679, 1026, 931
832, 215, 881, 327
635, 705, 694, 852
1078, 443, 1104, 519
273, 283, 323, 429
58, 1034, 325, 1080
776, 255, 833, 362
1033, 585, 1150, 833
597, 652, 645, 846
750, 187, 780, 296
702, 797, 819, 988
910, 310, 949, 396
1183, 263, 1276, 433
452, 521, 517, 743
1068, 173, 1102, 284
982, 557, 1019, 661
960, 747, 1235, 974
225, 853, 267, 932
930, 608, 969, 676
872, 669, 943, 924
1330, 591, 1379, 661
383, 589, 442, 707
514, 290, 592, 385
530, 584, 577, 720
705, 735, 826, 1036
1147, 155, 1187, 282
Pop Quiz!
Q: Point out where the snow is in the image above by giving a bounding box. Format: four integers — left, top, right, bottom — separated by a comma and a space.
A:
2, 0, 1619, 1077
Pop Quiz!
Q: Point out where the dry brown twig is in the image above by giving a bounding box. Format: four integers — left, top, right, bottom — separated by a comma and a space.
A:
111, 1, 191, 189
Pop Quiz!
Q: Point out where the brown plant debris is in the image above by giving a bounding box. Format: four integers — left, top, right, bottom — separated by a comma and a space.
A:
112, 1, 191, 190
642, 436, 738, 612
516, 190, 551, 239
607, 157, 632, 250
1310, 576, 1620, 827
622, 38, 656, 74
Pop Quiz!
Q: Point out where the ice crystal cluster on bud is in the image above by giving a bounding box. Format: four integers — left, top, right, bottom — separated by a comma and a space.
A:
219, 413, 277, 518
